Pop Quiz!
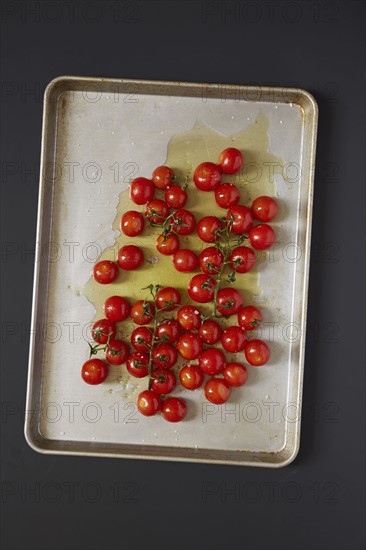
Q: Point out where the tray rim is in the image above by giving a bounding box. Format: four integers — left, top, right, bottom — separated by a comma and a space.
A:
24, 76, 318, 467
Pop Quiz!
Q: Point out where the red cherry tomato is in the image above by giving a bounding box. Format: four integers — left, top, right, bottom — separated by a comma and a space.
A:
173, 249, 198, 272
229, 246, 256, 273
155, 287, 181, 311
151, 368, 176, 395
161, 397, 187, 422
105, 339, 130, 365
126, 352, 149, 377
218, 147, 243, 174
227, 205, 254, 235
198, 319, 222, 345
152, 165, 174, 190
197, 216, 222, 243
165, 185, 187, 208
252, 196, 278, 222
204, 378, 231, 404
121, 210, 145, 237
92, 319, 116, 344
221, 326, 247, 353
177, 332, 203, 360
117, 245, 144, 270
223, 363, 248, 387
130, 300, 155, 325
81, 359, 108, 385
179, 364, 204, 390
145, 199, 170, 224
177, 305, 202, 331
249, 224, 276, 250
199, 348, 226, 375
131, 326, 153, 351
237, 306, 263, 331
171, 209, 196, 235
152, 343, 178, 369
216, 288, 243, 316
198, 246, 224, 274
188, 274, 216, 303
104, 296, 130, 322
156, 319, 181, 344
215, 182, 240, 208
137, 390, 161, 416
245, 339, 270, 366
130, 177, 154, 205
194, 162, 221, 191
156, 233, 180, 255
93, 260, 119, 284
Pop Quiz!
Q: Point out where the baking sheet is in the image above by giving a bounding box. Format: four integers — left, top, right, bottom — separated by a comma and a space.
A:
25, 77, 317, 466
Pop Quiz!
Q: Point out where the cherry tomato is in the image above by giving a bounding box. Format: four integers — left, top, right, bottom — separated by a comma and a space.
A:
245, 339, 270, 366
227, 205, 254, 235
130, 177, 154, 205
105, 339, 130, 365
199, 348, 226, 375
214, 183, 240, 208
131, 326, 153, 351
152, 165, 174, 190
218, 147, 243, 174
173, 249, 198, 272
204, 378, 231, 404
152, 343, 178, 369
198, 319, 222, 345
223, 362, 248, 387
93, 260, 119, 284
252, 196, 278, 222
165, 185, 187, 208
221, 326, 247, 353
145, 199, 170, 224
156, 319, 181, 344
177, 305, 202, 331
161, 397, 187, 422
198, 246, 224, 274
126, 352, 149, 377
137, 390, 161, 416
188, 274, 216, 303
121, 210, 145, 237
156, 233, 179, 256
194, 162, 221, 191
216, 288, 243, 316
151, 368, 176, 395
249, 224, 275, 250
237, 306, 263, 331
171, 209, 196, 236
117, 245, 144, 270
155, 287, 181, 311
179, 364, 204, 390
81, 359, 108, 385
104, 296, 130, 322
197, 216, 222, 243
130, 300, 155, 325
92, 319, 116, 344
177, 333, 203, 360
229, 246, 256, 273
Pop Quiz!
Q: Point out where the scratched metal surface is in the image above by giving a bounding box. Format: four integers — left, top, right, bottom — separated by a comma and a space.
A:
25, 78, 317, 466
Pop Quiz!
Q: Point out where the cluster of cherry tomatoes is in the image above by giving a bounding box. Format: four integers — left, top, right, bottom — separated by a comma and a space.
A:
93, 149, 277, 286
83, 147, 279, 423
82, 285, 269, 422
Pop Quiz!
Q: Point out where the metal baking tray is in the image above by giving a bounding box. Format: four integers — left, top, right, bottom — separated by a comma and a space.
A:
25, 76, 318, 467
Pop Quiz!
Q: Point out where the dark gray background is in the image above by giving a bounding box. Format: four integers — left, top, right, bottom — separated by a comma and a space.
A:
1, 1, 365, 549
